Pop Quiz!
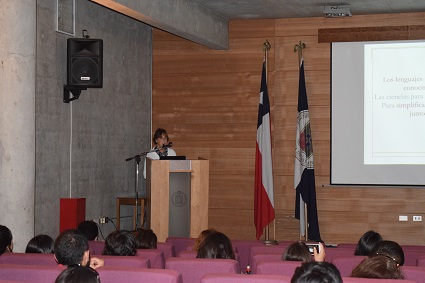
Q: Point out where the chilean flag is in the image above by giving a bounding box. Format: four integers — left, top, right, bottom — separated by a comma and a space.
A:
254, 61, 275, 240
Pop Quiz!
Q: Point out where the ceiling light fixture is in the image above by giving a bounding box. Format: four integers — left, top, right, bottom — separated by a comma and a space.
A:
323, 4, 352, 18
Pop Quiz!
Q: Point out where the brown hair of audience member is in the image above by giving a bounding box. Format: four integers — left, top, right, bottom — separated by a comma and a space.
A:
196, 231, 235, 260
282, 242, 312, 263
351, 254, 404, 279
55, 265, 100, 283
0, 225, 13, 255
193, 228, 216, 252
292, 262, 342, 283
371, 240, 405, 266
134, 229, 157, 249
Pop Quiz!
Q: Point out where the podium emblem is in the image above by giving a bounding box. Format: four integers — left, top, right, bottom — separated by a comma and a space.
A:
171, 191, 187, 207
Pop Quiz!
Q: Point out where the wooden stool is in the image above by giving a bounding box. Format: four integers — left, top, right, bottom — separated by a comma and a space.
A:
116, 197, 146, 230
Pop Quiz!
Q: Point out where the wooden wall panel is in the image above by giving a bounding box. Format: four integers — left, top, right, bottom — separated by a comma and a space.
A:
153, 12, 425, 245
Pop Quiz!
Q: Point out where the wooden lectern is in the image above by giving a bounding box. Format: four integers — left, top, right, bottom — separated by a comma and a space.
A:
146, 158, 209, 242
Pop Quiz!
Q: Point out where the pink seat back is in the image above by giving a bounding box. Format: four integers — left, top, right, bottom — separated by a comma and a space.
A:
179, 250, 197, 258
98, 255, 150, 268
322, 248, 354, 262
0, 253, 57, 266
98, 266, 183, 283
166, 257, 240, 283
158, 242, 176, 258
256, 260, 302, 276
232, 240, 266, 271
249, 246, 285, 267
415, 255, 425, 266
343, 277, 415, 283
404, 250, 423, 266
201, 273, 292, 283
136, 248, 165, 268
331, 256, 366, 277
166, 237, 196, 255
251, 254, 282, 274
401, 266, 425, 283
336, 243, 356, 249
0, 264, 63, 282
89, 240, 105, 255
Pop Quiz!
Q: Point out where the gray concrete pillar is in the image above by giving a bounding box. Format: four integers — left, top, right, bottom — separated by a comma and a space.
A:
0, 1, 36, 252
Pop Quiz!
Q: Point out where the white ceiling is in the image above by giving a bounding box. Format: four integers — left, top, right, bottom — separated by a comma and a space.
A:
192, 0, 425, 19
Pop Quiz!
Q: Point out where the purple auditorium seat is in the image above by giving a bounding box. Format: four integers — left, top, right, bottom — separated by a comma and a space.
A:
256, 260, 302, 276
158, 242, 176, 258
136, 248, 165, 268
89, 240, 105, 255
400, 266, 425, 283
166, 237, 196, 255
415, 255, 425, 266
331, 256, 366, 277
403, 250, 424, 266
0, 253, 57, 266
336, 243, 356, 249
322, 248, 354, 262
232, 240, 265, 270
165, 257, 240, 283
178, 250, 197, 258
251, 254, 282, 274
342, 277, 416, 283
97, 266, 182, 283
98, 255, 150, 268
0, 264, 63, 283
201, 273, 292, 283
249, 246, 285, 266
402, 245, 425, 252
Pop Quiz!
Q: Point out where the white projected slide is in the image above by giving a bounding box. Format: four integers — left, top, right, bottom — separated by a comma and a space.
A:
332, 40, 425, 185
364, 42, 425, 164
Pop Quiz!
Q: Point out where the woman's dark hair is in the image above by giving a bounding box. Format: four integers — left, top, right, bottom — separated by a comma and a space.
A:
152, 128, 169, 145
25, 234, 54, 254
196, 231, 235, 259
354, 230, 382, 256
77, 221, 99, 241
351, 254, 404, 279
371, 240, 405, 266
0, 225, 13, 255
103, 230, 136, 256
292, 262, 342, 283
55, 266, 100, 283
134, 229, 157, 249
282, 242, 312, 263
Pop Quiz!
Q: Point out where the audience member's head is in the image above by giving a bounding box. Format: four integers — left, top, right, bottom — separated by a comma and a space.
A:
134, 229, 157, 249
193, 228, 216, 252
196, 231, 235, 259
77, 221, 99, 241
351, 253, 404, 279
371, 240, 405, 266
25, 234, 54, 254
291, 262, 342, 283
0, 225, 13, 255
282, 242, 312, 262
54, 229, 90, 267
354, 230, 382, 256
55, 265, 100, 283
103, 230, 136, 256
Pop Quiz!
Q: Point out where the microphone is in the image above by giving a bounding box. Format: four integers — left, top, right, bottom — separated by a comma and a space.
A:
164, 142, 173, 148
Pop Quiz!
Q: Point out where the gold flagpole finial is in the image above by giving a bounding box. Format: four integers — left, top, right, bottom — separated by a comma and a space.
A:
263, 40, 271, 53
294, 41, 306, 67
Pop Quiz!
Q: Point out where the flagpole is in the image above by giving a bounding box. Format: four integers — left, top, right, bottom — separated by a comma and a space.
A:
294, 41, 308, 242
262, 39, 277, 246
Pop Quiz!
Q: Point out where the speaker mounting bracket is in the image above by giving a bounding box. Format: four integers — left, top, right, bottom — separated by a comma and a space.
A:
63, 85, 87, 103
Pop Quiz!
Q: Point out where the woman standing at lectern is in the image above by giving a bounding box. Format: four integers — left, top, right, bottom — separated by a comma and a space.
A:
143, 128, 176, 179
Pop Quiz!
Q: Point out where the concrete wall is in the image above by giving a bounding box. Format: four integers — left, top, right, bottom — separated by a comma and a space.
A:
35, 0, 152, 240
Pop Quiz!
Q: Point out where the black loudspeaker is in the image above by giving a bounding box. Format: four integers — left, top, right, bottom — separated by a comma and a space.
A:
67, 38, 103, 88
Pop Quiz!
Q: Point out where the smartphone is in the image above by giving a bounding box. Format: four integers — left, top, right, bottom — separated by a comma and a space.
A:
305, 242, 320, 255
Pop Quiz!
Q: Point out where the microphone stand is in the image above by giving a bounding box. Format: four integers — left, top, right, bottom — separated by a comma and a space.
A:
125, 150, 151, 231
125, 144, 172, 230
